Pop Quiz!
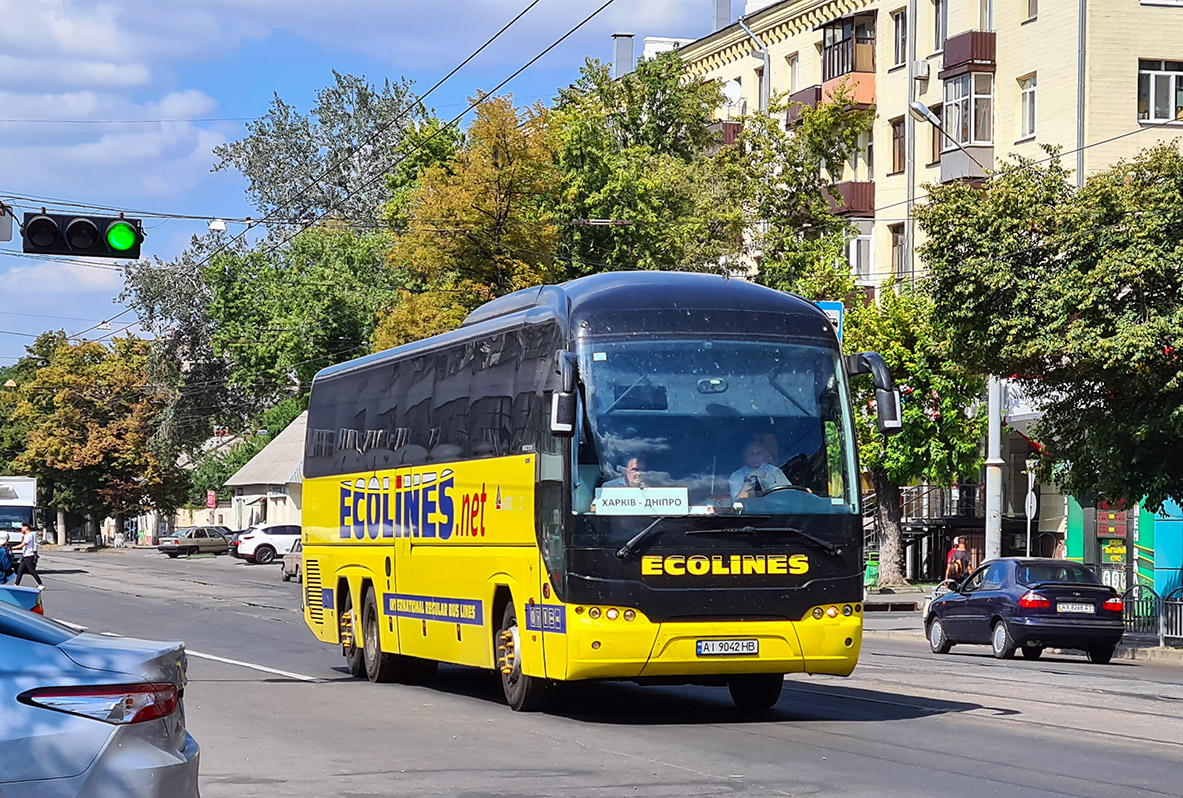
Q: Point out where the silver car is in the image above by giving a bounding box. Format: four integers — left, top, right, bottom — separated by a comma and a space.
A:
0, 602, 200, 797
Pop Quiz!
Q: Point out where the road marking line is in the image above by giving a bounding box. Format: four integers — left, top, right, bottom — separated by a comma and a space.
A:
187, 650, 324, 683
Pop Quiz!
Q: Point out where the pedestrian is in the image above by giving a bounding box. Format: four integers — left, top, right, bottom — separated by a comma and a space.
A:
0, 533, 14, 584
946, 536, 971, 582
14, 523, 43, 589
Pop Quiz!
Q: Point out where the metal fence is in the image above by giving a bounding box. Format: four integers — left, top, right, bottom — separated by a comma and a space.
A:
1163, 588, 1183, 646
1122, 585, 1161, 636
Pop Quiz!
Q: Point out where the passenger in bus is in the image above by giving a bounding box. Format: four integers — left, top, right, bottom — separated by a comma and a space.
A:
730, 441, 790, 500
603, 455, 646, 489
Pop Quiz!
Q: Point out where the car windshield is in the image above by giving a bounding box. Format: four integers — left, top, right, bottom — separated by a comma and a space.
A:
0, 600, 79, 645
0, 507, 34, 531
574, 337, 858, 516
1017, 563, 1101, 585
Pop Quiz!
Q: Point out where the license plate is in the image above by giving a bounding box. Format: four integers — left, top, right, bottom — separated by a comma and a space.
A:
1057, 601, 1095, 614
696, 639, 758, 656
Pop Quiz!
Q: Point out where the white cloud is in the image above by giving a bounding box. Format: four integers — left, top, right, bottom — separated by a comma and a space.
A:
0, 259, 124, 296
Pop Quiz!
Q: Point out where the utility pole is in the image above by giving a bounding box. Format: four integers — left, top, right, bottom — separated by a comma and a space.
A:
985, 376, 1005, 560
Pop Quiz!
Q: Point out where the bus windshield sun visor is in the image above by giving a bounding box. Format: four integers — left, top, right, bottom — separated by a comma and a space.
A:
686, 525, 841, 555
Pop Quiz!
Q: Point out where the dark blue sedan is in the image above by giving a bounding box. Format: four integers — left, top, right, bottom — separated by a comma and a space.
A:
926, 558, 1124, 663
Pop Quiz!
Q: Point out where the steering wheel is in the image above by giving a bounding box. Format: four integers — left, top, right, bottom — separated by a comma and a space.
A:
757, 484, 812, 496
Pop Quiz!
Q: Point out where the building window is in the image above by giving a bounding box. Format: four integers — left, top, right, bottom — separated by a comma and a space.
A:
933, 0, 946, 52
890, 117, 905, 173
944, 72, 993, 147
822, 15, 876, 82
1019, 74, 1037, 138
785, 54, 799, 93
930, 103, 944, 163
980, 0, 993, 30
892, 11, 907, 67
755, 66, 766, 112
1026, 0, 1038, 20
1138, 60, 1183, 122
848, 230, 873, 282
890, 224, 906, 282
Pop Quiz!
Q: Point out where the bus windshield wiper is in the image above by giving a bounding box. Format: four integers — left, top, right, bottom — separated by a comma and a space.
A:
616, 517, 673, 559
686, 525, 840, 555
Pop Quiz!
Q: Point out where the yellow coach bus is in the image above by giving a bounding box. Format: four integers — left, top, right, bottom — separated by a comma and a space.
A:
301, 272, 901, 711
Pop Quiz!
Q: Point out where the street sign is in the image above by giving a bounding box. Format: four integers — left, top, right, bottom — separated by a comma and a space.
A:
0, 204, 12, 243
1024, 492, 1037, 520
816, 301, 844, 341
206, 490, 216, 509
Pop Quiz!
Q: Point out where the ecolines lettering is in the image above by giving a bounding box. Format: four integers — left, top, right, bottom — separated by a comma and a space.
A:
640, 553, 810, 577
338, 470, 457, 540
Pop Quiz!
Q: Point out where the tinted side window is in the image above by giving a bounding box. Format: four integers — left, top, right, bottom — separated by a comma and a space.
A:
469, 331, 521, 458
982, 562, 1007, 589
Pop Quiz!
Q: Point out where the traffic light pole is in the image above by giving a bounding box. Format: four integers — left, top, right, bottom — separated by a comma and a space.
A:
985, 375, 1005, 561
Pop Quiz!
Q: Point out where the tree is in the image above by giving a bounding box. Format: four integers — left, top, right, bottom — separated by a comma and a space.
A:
8, 334, 189, 527
844, 289, 986, 586
375, 96, 561, 347
213, 70, 422, 225
550, 54, 735, 273
916, 143, 1183, 510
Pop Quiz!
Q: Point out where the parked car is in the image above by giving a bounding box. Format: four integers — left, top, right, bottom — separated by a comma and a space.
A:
0, 601, 200, 797
157, 527, 230, 558
280, 538, 302, 582
237, 523, 301, 565
0, 583, 43, 614
926, 558, 1125, 663
227, 529, 249, 558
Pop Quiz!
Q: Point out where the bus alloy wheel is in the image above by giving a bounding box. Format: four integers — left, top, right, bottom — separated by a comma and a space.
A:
341, 596, 364, 678
497, 602, 549, 712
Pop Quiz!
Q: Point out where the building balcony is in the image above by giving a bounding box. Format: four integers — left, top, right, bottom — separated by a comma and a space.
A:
705, 120, 742, 155
940, 30, 996, 76
939, 146, 993, 183
827, 180, 875, 217
821, 70, 875, 110
784, 85, 821, 126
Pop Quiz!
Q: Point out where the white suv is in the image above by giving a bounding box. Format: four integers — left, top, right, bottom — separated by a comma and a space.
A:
237, 523, 301, 565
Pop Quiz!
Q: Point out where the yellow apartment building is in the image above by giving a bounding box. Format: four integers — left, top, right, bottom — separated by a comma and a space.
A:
662, 0, 1183, 290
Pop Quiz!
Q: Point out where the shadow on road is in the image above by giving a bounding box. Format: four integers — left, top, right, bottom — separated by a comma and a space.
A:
38, 568, 88, 575
407, 666, 987, 725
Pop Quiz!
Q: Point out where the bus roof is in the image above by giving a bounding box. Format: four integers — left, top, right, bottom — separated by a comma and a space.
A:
313, 272, 833, 384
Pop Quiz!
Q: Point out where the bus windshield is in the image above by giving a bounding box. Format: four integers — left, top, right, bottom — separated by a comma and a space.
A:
574, 337, 858, 517
0, 507, 34, 531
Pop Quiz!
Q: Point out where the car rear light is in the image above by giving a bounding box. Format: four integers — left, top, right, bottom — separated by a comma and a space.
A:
32, 599, 43, 615
1018, 591, 1050, 609
21, 682, 178, 725
1103, 596, 1124, 612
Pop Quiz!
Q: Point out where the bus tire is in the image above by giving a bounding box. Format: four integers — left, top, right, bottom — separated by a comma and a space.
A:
362, 587, 401, 683
727, 674, 784, 711
342, 591, 365, 678
498, 602, 549, 712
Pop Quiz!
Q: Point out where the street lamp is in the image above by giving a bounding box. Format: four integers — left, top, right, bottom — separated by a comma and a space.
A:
907, 100, 990, 172
908, 99, 1004, 559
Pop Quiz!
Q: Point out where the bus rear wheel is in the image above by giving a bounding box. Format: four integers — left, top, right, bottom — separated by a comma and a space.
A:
341, 591, 364, 678
497, 602, 549, 712
727, 674, 784, 711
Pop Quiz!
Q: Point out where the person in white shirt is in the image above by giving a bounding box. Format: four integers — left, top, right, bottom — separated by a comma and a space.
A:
15, 523, 43, 588
729, 442, 790, 501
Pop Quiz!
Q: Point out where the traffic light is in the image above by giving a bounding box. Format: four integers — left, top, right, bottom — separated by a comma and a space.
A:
21, 212, 144, 259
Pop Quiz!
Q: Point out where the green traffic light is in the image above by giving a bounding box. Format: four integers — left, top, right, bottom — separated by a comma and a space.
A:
106, 221, 137, 252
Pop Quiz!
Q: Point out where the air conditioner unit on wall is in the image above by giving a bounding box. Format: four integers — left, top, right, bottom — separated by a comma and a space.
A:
914, 60, 930, 80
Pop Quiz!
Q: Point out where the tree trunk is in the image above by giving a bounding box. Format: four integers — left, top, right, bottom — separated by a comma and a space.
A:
874, 472, 906, 587
56, 507, 67, 546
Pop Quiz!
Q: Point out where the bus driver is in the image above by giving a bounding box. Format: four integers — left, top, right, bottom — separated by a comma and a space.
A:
730, 442, 790, 500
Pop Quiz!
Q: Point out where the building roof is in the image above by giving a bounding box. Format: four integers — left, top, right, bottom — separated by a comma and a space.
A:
224, 412, 307, 488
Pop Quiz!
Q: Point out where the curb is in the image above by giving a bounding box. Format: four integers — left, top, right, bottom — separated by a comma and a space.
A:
864, 629, 1183, 664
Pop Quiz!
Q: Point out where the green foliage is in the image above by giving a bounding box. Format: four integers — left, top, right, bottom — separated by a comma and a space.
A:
7, 334, 189, 518
213, 70, 423, 225
917, 143, 1183, 509
845, 289, 986, 486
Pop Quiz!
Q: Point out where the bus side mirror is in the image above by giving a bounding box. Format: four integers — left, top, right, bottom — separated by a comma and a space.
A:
551, 351, 578, 438
845, 351, 903, 436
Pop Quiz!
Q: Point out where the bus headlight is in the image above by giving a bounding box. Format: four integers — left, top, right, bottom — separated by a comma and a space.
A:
812, 608, 824, 620
842, 604, 853, 616
589, 607, 601, 619
606, 608, 619, 621
623, 609, 635, 622
826, 606, 839, 618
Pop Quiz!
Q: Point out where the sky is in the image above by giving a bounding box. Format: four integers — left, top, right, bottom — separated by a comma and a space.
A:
0, 0, 723, 364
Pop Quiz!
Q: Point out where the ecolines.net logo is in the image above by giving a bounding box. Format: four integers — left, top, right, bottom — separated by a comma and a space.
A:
339, 470, 458, 540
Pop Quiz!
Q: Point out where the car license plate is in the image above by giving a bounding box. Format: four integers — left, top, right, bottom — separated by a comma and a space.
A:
696, 639, 758, 656
1057, 601, 1095, 614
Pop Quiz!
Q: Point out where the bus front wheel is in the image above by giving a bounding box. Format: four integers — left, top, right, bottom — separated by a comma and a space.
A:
497, 602, 550, 712
727, 674, 784, 711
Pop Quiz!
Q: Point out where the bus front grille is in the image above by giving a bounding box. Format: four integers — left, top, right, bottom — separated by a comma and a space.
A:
305, 559, 323, 625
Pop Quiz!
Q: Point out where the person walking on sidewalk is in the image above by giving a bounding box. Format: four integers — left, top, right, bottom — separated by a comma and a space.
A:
945, 536, 971, 582
14, 523, 43, 589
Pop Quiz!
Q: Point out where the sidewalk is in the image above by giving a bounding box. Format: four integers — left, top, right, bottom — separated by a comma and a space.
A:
864, 612, 1183, 664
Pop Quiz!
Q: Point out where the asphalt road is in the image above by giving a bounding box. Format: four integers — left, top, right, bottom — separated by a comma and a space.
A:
33, 548, 1183, 798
